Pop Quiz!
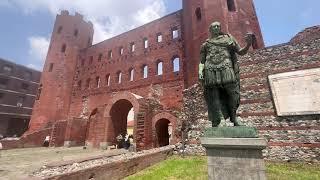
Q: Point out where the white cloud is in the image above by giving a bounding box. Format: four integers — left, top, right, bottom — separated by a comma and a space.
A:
8, 0, 167, 43
27, 36, 50, 70
7, 0, 167, 71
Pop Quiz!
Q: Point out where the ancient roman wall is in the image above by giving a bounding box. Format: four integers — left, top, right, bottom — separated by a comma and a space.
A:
178, 27, 320, 162
68, 11, 184, 119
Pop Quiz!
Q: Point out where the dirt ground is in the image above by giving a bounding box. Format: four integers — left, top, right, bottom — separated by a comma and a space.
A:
0, 147, 119, 180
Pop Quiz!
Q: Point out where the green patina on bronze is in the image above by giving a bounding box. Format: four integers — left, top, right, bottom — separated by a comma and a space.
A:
203, 127, 258, 138
199, 21, 253, 127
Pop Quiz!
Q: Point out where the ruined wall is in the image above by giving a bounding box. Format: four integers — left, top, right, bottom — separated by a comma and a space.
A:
178, 29, 320, 162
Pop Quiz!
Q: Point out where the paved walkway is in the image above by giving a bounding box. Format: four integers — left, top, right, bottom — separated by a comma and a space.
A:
0, 147, 124, 180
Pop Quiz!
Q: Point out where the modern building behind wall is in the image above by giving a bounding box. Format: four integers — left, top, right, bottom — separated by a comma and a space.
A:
0, 58, 41, 137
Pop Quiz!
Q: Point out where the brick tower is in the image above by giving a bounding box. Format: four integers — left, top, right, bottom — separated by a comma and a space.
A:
28, 11, 94, 132
182, 0, 264, 87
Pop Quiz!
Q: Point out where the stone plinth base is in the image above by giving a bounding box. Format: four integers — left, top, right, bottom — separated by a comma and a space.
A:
201, 138, 267, 180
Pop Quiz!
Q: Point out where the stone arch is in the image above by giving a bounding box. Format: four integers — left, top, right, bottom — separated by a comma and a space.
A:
103, 92, 144, 149
152, 112, 177, 147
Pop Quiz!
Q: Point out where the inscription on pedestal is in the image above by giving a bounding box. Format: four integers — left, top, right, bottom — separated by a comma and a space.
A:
268, 68, 320, 116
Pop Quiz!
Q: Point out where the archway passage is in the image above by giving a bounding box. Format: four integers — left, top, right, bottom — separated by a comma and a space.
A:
155, 118, 171, 147
110, 99, 133, 145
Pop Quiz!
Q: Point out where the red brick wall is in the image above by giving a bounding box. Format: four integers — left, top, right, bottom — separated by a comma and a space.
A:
29, 11, 94, 132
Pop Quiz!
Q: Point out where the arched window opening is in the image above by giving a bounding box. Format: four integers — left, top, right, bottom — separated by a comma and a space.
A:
108, 50, 113, 59
173, 57, 180, 72
195, 7, 202, 21
74, 29, 79, 37
57, 26, 63, 34
119, 47, 124, 55
172, 28, 179, 39
106, 74, 111, 86
86, 78, 91, 89
130, 43, 135, 52
117, 71, 122, 84
96, 76, 100, 88
129, 68, 134, 81
61, 44, 66, 53
157, 33, 163, 43
143, 65, 148, 79
98, 53, 103, 62
144, 38, 148, 49
227, 0, 236, 12
157, 61, 163, 75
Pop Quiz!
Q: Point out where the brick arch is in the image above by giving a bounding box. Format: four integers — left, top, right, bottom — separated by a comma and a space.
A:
103, 92, 145, 149
152, 112, 178, 146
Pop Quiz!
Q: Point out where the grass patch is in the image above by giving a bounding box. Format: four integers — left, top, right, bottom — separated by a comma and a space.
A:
126, 156, 320, 180
267, 162, 320, 180
125, 156, 207, 180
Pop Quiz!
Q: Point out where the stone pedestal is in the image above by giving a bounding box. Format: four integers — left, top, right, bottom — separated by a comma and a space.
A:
201, 138, 267, 180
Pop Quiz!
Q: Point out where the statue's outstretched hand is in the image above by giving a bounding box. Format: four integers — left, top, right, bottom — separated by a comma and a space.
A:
199, 72, 204, 81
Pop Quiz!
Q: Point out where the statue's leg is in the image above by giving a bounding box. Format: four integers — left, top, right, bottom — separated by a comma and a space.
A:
224, 83, 241, 126
204, 86, 222, 127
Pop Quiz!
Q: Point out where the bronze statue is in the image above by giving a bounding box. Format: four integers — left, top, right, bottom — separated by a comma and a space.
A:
199, 21, 253, 127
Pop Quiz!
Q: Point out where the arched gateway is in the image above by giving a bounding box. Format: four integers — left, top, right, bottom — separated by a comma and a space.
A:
83, 92, 178, 151
102, 92, 146, 150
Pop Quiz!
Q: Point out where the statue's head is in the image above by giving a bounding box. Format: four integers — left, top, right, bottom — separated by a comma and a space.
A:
209, 21, 221, 36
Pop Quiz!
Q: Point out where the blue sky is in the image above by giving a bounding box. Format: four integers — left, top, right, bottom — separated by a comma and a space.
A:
0, 0, 319, 71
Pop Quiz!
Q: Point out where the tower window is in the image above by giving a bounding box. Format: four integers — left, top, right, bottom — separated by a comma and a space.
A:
57, 26, 63, 34
96, 76, 101, 88
172, 28, 179, 39
49, 63, 54, 72
106, 74, 111, 86
119, 47, 124, 55
129, 68, 134, 81
227, 0, 236, 12
157, 61, 163, 75
130, 43, 135, 52
173, 57, 180, 72
195, 7, 202, 21
61, 44, 66, 53
144, 38, 148, 49
117, 71, 122, 84
98, 53, 103, 62
143, 65, 148, 79
157, 33, 163, 43
108, 50, 113, 59
74, 29, 79, 37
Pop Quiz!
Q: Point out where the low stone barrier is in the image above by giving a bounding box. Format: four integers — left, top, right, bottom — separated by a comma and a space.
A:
31, 146, 174, 180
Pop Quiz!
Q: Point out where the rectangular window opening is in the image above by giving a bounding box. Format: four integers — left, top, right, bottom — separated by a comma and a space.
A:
227, 0, 236, 12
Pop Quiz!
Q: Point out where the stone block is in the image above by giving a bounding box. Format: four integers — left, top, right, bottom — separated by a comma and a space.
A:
204, 127, 258, 138
201, 138, 267, 180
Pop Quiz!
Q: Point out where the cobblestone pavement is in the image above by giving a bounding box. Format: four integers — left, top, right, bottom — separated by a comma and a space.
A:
0, 147, 122, 180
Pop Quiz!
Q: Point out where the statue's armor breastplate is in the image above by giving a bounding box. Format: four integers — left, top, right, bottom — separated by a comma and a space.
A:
204, 45, 232, 71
